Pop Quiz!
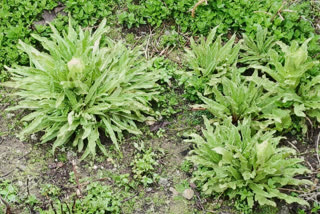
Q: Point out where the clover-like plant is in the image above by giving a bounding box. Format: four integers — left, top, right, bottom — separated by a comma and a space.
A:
3, 19, 160, 159
193, 71, 291, 130
183, 26, 241, 96
239, 25, 276, 65
187, 117, 312, 209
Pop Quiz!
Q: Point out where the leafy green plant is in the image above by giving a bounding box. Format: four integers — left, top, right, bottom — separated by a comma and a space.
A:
151, 57, 181, 117
155, 89, 180, 117
253, 39, 318, 91
77, 182, 122, 213
182, 75, 209, 102
25, 195, 39, 208
299, 75, 320, 123
311, 202, 320, 213
118, 0, 170, 28
3, 19, 160, 159
131, 142, 159, 186
62, 0, 118, 26
151, 57, 178, 85
174, 179, 190, 193
38, 182, 122, 213
111, 173, 136, 191
0, 0, 59, 78
297, 202, 320, 214
185, 26, 240, 78
0, 180, 19, 207
298, 209, 306, 214
40, 184, 61, 198
183, 26, 240, 97
239, 25, 276, 64
118, 11, 146, 29
187, 117, 312, 209
1, 0, 319, 83
180, 160, 193, 173
234, 199, 252, 214
117, 0, 320, 55
252, 38, 320, 126
0, 0, 123, 82
193, 70, 291, 131
160, 30, 186, 48
117, 0, 148, 29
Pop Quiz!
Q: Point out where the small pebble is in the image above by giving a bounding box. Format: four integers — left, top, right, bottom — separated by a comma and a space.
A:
169, 187, 179, 197
182, 189, 194, 200
31, 134, 38, 141
159, 177, 169, 187
6, 113, 15, 119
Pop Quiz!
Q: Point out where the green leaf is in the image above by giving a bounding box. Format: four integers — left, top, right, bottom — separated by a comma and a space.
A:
294, 103, 306, 117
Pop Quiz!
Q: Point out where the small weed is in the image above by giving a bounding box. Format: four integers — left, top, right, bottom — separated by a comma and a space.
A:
131, 142, 160, 187
180, 160, 193, 173
40, 184, 61, 198
0, 180, 19, 206
160, 30, 186, 48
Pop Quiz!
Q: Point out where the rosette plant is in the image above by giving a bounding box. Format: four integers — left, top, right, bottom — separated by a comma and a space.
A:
251, 38, 319, 129
187, 117, 312, 209
185, 26, 240, 77
299, 75, 320, 123
183, 26, 241, 98
192, 70, 291, 131
239, 25, 276, 65
3, 19, 160, 159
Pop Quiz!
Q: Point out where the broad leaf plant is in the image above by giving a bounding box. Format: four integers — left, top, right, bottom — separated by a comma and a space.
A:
193, 70, 291, 131
183, 26, 241, 97
252, 39, 320, 128
187, 117, 312, 208
239, 25, 276, 65
3, 19, 160, 159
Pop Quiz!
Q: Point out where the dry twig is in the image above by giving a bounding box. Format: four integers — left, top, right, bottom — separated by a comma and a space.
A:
121, 192, 139, 203
270, 1, 296, 22
0, 170, 14, 179
190, 0, 208, 18
78, 177, 112, 187
191, 105, 206, 111
72, 160, 82, 198
144, 26, 154, 59
305, 160, 314, 171
0, 196, 11, 214
286, 140, 299, 153
190, 182, 205, 211
306, 116, 314, 139
159, 45, 170, 56
271, 1, 287, 21
278, 187, 306, 194
316, 131, 320, 165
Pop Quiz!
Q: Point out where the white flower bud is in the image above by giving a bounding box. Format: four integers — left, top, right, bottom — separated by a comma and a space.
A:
67, 58, 84, 80
68, 58, 84, 72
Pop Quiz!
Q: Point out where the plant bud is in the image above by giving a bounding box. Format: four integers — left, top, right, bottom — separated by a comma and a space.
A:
67, 58, 84, 80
